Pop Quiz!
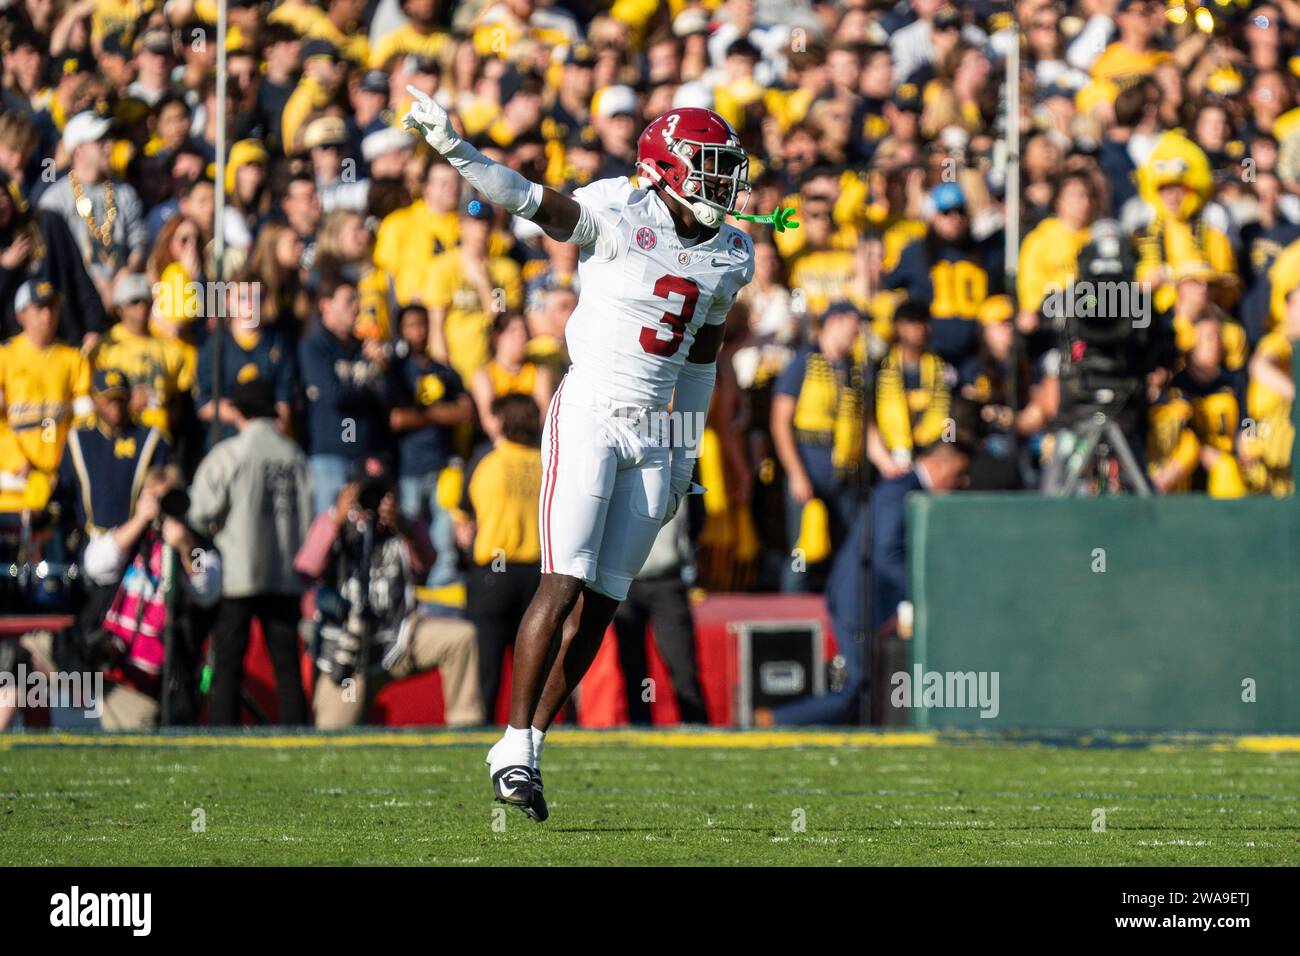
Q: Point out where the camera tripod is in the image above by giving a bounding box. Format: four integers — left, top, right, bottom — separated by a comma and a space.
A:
1042, 407, 1152, 497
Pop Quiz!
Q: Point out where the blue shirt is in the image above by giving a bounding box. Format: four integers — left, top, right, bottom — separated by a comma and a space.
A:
298, 326, 389, 459
196, 327, 297, 444
774, 344, 854, 493
390, 353, 464, 477
57, 422, 171, 533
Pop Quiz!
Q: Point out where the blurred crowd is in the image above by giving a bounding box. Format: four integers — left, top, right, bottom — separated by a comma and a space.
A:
2, 0, 1300, 727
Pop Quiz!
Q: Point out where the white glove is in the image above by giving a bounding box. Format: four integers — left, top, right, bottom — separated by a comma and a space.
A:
402, 85, 460, 154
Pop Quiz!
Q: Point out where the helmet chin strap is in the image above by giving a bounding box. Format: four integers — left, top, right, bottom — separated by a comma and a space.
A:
637, 161, 727, 230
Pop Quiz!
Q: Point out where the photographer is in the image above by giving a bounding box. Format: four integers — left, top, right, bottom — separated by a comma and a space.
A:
296, 456, 483, 729
81, 464, 221, 730
189, 381, 314, 726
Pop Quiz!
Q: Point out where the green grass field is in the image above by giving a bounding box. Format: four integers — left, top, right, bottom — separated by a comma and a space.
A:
3, 730, 1299, 866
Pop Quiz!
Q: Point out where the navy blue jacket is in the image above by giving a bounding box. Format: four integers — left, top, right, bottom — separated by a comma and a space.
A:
298, 326, 389, 460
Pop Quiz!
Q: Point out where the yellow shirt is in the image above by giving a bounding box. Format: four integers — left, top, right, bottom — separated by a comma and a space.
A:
369, 24, 450, 70
465, 439, 541, 566
1090, 43, 1170, 81
1250, 331, 1293, 419
486, 360, 538, 398
1146, 393, 1199, 493
281, 76, 336, 156
91, 324, 192, 438
1017, 217, 1092, 314
423, 253, 524, 383
375, 200, 460, 301
0, 333, 91, 475
269, 2, 370, 65
354, 269, 394, 342
787, 249, 856, 317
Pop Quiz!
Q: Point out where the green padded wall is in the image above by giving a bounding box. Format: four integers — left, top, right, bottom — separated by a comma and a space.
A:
906, 494, 1300, 731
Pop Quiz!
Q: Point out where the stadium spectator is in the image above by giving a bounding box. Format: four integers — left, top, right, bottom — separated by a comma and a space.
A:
0, 279, 90, 512
39, 111, 149, 301
188, 380, 314, 726
0, 169, 107, 344
196, 277, 297, 446
875, 300, 955, 467
56, 368, 171, 539
388, 302, 473, 588
300, 274, 391, 515
771, 300, 868, 593
422, 199, 524, 384
456, 393, 541, 717
81, 463, 221, 729
886, 181, 1001, 364
296, 456, 483, 728
471, 311, 553, 441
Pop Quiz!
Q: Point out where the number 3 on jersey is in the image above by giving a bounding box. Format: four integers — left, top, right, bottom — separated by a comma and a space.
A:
641, 274, 699, 357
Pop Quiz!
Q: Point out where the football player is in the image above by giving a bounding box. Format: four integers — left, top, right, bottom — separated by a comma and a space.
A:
405, 91, 755, 820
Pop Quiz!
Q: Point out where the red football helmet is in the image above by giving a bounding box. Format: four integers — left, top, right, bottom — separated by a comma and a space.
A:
636, 108, 751, 227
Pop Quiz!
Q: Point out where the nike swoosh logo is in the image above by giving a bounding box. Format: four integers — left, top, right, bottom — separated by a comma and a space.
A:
499, 783, 518, 797
710, 258, 730, 267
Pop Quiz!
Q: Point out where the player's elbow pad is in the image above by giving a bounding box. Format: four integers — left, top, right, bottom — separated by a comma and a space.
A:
445, 139, 543, 218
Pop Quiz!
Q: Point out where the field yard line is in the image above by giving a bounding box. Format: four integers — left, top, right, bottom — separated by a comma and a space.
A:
3, 729, 1300, 751
0, 729, 939, 750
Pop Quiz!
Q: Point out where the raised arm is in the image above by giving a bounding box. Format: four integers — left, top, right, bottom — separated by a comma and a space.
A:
404, 87, 584, 243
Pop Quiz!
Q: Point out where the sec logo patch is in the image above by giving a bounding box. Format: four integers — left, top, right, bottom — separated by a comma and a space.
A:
636, 227, 657, 251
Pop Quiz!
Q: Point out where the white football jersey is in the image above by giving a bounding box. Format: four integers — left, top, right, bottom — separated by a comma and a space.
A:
564, 177, 756, 407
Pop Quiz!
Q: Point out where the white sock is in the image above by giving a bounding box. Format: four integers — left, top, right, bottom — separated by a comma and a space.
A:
530, 727, 546, 770
489, 725, 533, 773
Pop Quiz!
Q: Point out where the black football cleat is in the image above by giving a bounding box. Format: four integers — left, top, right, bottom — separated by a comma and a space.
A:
522, 769, 548, 822
491, 765, 533, 807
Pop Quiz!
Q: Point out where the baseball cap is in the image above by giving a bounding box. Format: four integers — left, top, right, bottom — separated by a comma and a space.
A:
565, 43, 596, 67
362, 126, 415, 163
892, 82, 922, 113
404, 54, 439, 75
113, 273, 152, 307
593, 84, 638, 119
672, 82, 714, 110
15, 279, 59, 312
565, 124, 602, 151
52, 53, 90, 81
1172, 259, 1219, 284
822, 300, 862, 322
894, 300, 932, 324
359, 70, 390, 95
301, 38, 339, 62
303, 116, 348, 150
977, 294, 1015, 326
62, 111, 112, 152
673, 8, 710, 37
137, 28, 174, 55
932, 181, 966, 213
934, 5, 962, 30
102, 31, 133, 58
92, 368, 130, 399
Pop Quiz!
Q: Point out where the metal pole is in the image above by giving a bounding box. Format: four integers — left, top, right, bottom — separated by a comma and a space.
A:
208, 0, 229, 449
1004, 18, 1024, 472
1004, 22, 1020, 284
